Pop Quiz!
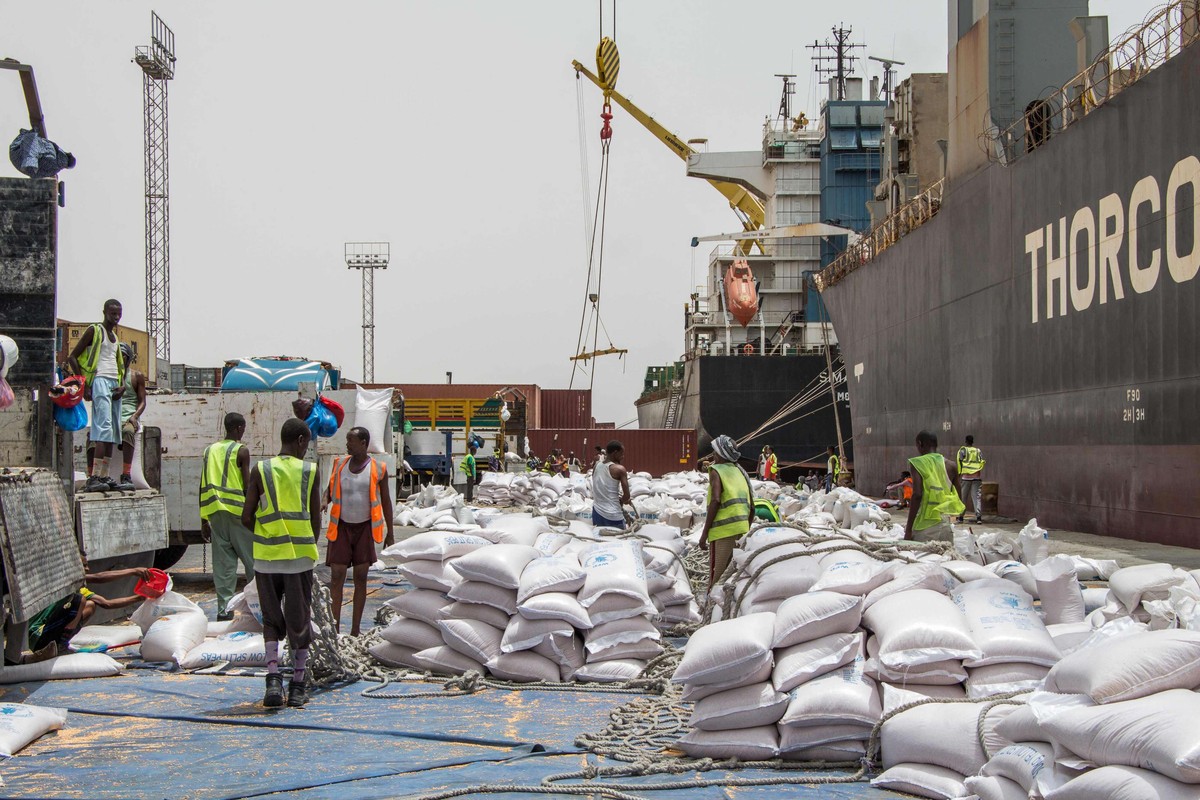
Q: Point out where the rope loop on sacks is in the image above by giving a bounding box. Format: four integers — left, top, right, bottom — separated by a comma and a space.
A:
864, 691, 1030, 767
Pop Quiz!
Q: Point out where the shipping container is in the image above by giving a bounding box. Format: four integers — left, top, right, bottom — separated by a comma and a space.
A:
528, 429, 695, 477
539, 389, 592, 429
57, 320, 157, 385
361, 384, 543, 428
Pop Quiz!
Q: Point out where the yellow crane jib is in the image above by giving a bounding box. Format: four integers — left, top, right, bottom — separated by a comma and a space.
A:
570, 347, 628, 364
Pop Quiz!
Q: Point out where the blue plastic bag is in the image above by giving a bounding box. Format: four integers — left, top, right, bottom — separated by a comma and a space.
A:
305, 402, 338, 439
53, 402, 88, 431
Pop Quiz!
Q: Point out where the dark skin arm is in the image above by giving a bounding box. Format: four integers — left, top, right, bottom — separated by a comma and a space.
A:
904, 468, 923, 540
89, 594, 144, 611
66, 325, 94, 378
608, 462, 631, 507
241, 468, 262, 532
700, 467, 722, 551
85, 567, 150, 583
128, 371, 147, 424
309, 472, 321, 537
379, 468, 395, 547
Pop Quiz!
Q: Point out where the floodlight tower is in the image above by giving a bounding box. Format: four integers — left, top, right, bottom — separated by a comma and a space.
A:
133, 12, 176, 362
344, 243, 390, 382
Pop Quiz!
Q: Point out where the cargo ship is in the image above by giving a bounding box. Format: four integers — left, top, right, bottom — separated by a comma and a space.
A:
815, 1, 1200, 544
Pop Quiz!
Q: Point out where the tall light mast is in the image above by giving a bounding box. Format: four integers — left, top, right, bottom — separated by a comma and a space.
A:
133, 12, 176, 362
344, 243, 389, 383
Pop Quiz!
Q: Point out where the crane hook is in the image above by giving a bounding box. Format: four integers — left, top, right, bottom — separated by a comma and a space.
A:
600, 100, 613, 141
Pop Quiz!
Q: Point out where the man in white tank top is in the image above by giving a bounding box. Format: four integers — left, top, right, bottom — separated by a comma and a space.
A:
68, 299, 125, 492
591, 440, 631, 529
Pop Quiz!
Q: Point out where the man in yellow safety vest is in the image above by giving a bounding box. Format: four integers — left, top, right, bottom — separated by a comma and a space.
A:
324, 426, 394, 636
955, 435, 986, 524
824, 445, 841, 492
904, 430, 965, 542
241, 418, 320, 709
68, 299, 127, 492
460, 444, 477, 501
700, 435, 754, 589
200, 412, 253, 620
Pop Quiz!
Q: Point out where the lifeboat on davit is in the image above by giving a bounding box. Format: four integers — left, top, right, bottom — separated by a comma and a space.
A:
724, 259, 758, 327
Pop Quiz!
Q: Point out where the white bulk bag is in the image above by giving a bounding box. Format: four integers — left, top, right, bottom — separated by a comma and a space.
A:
0, 652, 124, 684
369, 641, 422, 670
772, 632, 865, 693
1043, 765, 1200, 800
951, 579, 1061, 667
67, 625, 141, 652
399, 560, 460, 592
178, 631, 270, 669
516, 554, 586, 602
354, 387, 392, 454
584, 618, 660, 655
811, 549, 895, 595
131, 589, 204, 634
741, 554, 824, 604
689, 682, 789, 732
880, 700, 991, 774
446, 581, 518, 615
674, 725, 778, 760
578, 541, 650, 608
864, 636, 968, 686
0, 703, 68, 756
380, 618, 445, 652
1043, 629, 1200, 703
438, 618, 503, 664
411, 645, 484, 676
987, 561, 1040, 599
864, 590, 982, 669
981, 742, 1077, 798
485, 651, 560, 683
778, 722, 872, 752
1031, 555, 1086, 624
670, 613, 775, 686
772, 591, 863, 649
140, 612, 208, 663
516, 592, 592, 628
965, 662, 1050, 698
572, 658, 646, 684
384, 532, 491, 562
680, 659, 775, 702
585, 593, 657, 625
779, 662, 881, 728
501, 616, 573, 653
532, 633, 586, 672
533, 531, 573, 556
481, 514, 550, 546
942, 560, 1000, 583
1108, 562, 1187, 612
386, 589, 450, 626
864, 563, 953, 609
439, 600, 511, 629
871, 764, 967, 800
453, 545, 541, 589
1017, 519, 1050, 565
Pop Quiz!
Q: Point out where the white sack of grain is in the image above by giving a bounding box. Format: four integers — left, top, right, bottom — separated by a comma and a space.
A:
741, 554, 824, 604
1108, 563, 1188, 612
577, 540, 650, 609
381, 617, 446, 652
779, 660, 880, 728
368, 641, 422, 670
988, 560, 1040, 599
533, 633, 586, 675
880, 699, 991, 774
1080, 587, 1110, 615
966, 662, 1050, 698
941, 560, 1000, 583
1017, 519, 1050, 565
981, 741, 1078, 798
773, 631, 865, 693
485, 651, 561, 683
452, 544, 540, 589
1043, 765, 1200, 800
584, 617, 660, 654
964, 774, 1034, 800
588, 638, 663, 662
178, 631, 270, 670
772, 591, 863, 649
870, 763, 967, 800
783, 741, 866, 763
1043, 629, 1200, 703
399, 560, 460, 592
0, 652, 123, 684
865, 636, 968, 686
674, 725, 778, 760
480, 513, 550, 546
688, 681, 789, 732
437, 618, 503, 664
447, 581, 518, 615
411, 645, 484, 676
383, 532, 490, 563
516, 592, 592, 628
864, 563, 953, 609
864, 590, 982, 669
1065, 556, 1119, 581
67, 625, 141, 653
778, 723, 872, 752
585, 593, 658, 625
131, 588, 204, 633
386, 590, 450, 626
811, 549, 895, 595
1031, 555, 1086, 624
533, 531, 573, 556
500, 616, 573, 653
140, 611, 208, 663
671, 613, 776, 686
1040, 689, 1200, 783
680, 658, 774, 702
515, 554, 585, 602
952, 579, 1061, 667
0, 703, 68, 756
572, 658, 646, 683
439, 600, 510, 629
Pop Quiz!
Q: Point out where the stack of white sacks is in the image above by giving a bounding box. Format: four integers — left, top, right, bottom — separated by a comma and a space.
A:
370, 515, 699, 682
668, 519, 1200, 800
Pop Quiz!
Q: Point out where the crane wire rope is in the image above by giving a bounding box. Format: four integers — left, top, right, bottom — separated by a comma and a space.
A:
589, 137, 612, 395
570, 79, 609, 389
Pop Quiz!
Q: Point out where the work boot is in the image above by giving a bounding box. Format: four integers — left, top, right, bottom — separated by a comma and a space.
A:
955, 515, 965, 524
23, 641, 57, 664
263, 674, 284, 708
84, 475, 106, 493
117, 474, 136, 491
286, 681, 308, 708
102, 476, 120, 491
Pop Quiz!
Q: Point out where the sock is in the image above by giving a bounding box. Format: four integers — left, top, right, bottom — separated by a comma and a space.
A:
96, 456, 109, 478
292, 648, 308, 684
265, 641, 279, 675
122, 464, 132, 478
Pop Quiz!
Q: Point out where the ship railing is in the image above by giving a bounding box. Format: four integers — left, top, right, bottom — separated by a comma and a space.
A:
988, 0, 1200, 165
813, 178, 945, 291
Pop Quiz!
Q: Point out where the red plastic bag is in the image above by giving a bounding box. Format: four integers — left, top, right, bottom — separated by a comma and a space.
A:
0, 377, 13, 410
319, 396, 345, 427
50, 375, 85, 408
134, 568, 170, 599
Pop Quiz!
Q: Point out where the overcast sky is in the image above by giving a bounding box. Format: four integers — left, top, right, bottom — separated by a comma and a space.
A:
2, 1, 1158, 424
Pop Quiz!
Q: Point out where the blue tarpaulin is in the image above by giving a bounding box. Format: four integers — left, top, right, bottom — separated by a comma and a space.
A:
220, 359, 336, 393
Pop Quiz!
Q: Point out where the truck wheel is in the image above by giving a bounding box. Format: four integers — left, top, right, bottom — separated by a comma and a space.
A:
154, 544, 189, 571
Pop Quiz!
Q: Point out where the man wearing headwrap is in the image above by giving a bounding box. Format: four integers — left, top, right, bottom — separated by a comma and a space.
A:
700, 435, 754, 588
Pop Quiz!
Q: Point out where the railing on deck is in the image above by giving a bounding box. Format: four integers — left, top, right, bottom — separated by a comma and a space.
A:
813, 178, 945, 291
986, 0, 1199, 164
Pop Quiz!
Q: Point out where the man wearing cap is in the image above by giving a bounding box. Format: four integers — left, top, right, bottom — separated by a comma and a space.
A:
700, 435, 754, 589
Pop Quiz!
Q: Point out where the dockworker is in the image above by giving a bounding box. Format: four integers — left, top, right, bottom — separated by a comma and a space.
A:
26, 562, 150, 661
241, 418, 320, 709
955, 435, 986, 524
324, 426, 394, 636
885, 470, 914, 508
567, 451, 582, 473
591, 440, 631, 529
904, 430, 965, 542
759, 445, 778, 482
824, 445, 841, 492
700, 435, 753, 588
461, 444, 478, 501
68, 299, 126, 492
116, 343, 147, 490
201, 412, 253, 621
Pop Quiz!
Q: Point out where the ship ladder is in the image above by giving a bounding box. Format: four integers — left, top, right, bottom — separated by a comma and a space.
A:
663, 379, 683, 428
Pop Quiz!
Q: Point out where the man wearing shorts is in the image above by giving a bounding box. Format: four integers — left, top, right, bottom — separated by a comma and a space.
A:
68, 299, 126, 493
117, 343, 147, 490
590, 440, 631, 529
324, 426, 394, 636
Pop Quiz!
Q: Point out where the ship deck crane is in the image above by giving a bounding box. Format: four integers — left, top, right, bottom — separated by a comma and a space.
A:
572, 60, 766, 256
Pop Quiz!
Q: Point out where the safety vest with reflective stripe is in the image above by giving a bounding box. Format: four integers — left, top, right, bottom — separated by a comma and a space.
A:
957, 446, 985, 477
253, 456, 319, 563
461, 453, 477, 478
77, 323, 126, 385
909, 452, 965, 531
707, 462, 753, 541
326, 456, 386, 543
828, 454, 841, 480
199, 440, 246, 519
762, 453, 778, 481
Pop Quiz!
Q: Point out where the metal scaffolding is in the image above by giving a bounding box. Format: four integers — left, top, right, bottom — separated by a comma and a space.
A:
133, 12, 176, 362
344, 242, 389, 383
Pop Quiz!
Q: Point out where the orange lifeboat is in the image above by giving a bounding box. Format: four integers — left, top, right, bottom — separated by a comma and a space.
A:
724, 259, 758, 327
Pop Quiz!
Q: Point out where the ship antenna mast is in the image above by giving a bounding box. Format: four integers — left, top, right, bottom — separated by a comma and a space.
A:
808, 24, 862, 101
774, 73, 796, 122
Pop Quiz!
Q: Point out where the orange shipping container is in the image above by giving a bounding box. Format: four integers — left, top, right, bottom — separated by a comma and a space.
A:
528, 429, 694, 477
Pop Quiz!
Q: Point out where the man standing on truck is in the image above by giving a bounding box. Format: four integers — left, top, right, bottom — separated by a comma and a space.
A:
201, 412, 254, 621
904, 430, 964, 542
241, 419, 320, 709
324, 426, 393, 636
68, 299, 126, 492
117, 343, 147, 490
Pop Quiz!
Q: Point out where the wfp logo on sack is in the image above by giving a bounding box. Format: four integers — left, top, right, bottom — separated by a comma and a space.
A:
989, 592, 1032, 612
218, 631, 254, 642
584, 553, 617, 569
0, 705, 32, 719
